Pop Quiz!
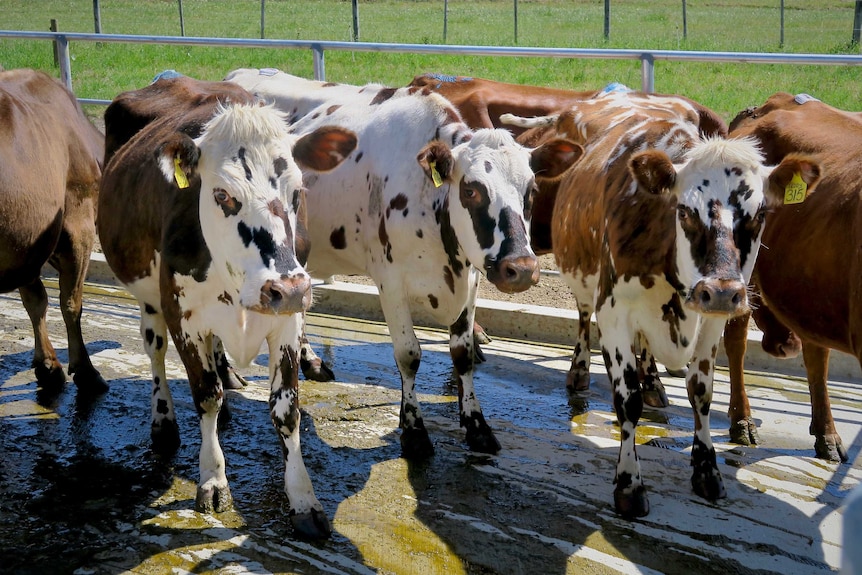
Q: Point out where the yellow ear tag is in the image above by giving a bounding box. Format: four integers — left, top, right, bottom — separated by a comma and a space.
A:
174, 157, 190, 189
784, 171, 807, 205
430, 161, 443, 188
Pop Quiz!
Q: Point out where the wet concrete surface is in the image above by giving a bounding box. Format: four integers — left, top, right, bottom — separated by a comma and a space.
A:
1, 280, 860, 574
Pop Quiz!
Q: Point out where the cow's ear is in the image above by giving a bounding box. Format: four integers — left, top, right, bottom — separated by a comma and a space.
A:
294, 125, 357, 172
629, 149, 677, 195
417, 140, 454, 186
530, 138, 584, 180
763, 153, 821, 209
156, 133, 199, 189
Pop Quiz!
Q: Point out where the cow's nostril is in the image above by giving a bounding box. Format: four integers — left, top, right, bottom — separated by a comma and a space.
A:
700, 291, 712, 304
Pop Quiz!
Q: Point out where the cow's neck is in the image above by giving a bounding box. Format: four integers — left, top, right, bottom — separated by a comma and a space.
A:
434, 194, 469, 278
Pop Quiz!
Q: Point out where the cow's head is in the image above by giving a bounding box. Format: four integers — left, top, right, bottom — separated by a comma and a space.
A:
629, 137, 820, 317
158, 103, 356, 314
417, 129, 582, 293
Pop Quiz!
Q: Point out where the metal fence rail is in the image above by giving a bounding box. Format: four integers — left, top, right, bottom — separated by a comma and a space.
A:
2, 29, 862, 105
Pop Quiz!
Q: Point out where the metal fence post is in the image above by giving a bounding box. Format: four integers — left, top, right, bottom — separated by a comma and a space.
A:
56, 35, 72, 92
312, 44, 325, 81
640, 53, 654, 92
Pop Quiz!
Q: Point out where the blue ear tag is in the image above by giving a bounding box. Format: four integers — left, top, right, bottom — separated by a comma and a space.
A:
794, 93, 820, 105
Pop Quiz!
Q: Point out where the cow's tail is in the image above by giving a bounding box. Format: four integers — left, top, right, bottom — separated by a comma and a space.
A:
499, 113, 559, 129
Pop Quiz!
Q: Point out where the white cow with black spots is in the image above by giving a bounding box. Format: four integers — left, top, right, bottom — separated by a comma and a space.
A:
229, 67, 583, 458
98, 76, 357, 539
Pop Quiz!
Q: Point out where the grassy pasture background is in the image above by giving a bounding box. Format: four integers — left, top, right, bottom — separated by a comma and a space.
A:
0, 0, 860, 121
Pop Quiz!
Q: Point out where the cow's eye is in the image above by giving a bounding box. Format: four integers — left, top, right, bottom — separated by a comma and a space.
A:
755, 210, 766, 225
213, 188, 231, 204
462, 186, 476, 200
677, 206, 688, 221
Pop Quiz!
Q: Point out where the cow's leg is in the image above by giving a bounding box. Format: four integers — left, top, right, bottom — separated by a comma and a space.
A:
566, 304, 593, 391
802, 343, 847, 462
638, 341, 668, 408
378, 295, 433, 458
184, 332, 232, 514
268, 326, 330, 539
51, 216, 108, 394
724, 313, 759, 446
598, 324, 648, 518
140, 303, 180, 454
298, 316, 335, 382
18, 277, 66, 391
451, 305, 500, 454
687, 319, 727, 502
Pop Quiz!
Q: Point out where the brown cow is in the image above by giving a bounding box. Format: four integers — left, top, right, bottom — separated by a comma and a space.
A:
724, 92, 861, 462
540, 89, 819, 516
0, 68, 107, 395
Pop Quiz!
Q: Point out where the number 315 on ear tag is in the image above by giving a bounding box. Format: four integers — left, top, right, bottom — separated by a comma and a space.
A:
784, 172, 807, 205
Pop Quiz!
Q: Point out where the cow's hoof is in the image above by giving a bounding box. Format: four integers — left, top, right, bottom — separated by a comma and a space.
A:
400, 427, 435, 459
566, 370, 591, 392
614, 485, 650, 518
465, 424, 501, 454
291, 507, 332, 540
195, 483, 233, 514
34, 360, 67, 392
815, 434, 849, 463
151, 419, 181, 454
300, 357, 335, 382
72, 368, 110, 396
474, 325, 492, 346
729, 418, 760, 446
642, 384, 669, 408
691, 470, 727, 501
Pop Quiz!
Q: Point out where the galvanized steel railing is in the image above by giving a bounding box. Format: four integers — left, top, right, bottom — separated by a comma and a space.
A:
2, 29, 862, 105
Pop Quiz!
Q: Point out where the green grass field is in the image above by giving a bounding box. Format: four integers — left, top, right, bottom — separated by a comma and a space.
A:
1, 0, 860, 121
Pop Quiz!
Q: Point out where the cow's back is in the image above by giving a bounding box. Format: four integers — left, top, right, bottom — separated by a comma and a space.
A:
0, 68, 103, 289
552, 93, 699, 283
104, 75, 252, 165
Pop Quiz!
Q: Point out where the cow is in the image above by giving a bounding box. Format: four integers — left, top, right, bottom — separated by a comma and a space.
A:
0, 68, 107, 395
528, 89, 819, 517
407, 72, 604, 138
227, 67, 582, 458
98, 78, 357, 539
409, 74, 728, 255
723, 92, 861, 463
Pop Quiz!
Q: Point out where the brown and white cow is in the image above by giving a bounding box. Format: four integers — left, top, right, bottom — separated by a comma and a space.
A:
228, 67, 582, 458
0, 68, 107, 395
529, 89, 819, 517
410, 74, 728, 255
99, 78, 356, 539
724, 92, 860, 463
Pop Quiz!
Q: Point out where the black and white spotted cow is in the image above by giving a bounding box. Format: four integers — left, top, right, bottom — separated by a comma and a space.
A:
98, 79, 357, 539
228, 68, 582, 457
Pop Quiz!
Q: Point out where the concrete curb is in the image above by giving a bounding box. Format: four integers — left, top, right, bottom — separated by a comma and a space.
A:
76, 252, 861, 382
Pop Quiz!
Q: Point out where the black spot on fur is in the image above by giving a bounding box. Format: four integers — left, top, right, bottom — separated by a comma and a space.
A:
330, 226, 347, 249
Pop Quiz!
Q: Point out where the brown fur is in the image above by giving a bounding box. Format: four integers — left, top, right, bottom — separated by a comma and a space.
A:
0, 68, 106, 392
725, 92, 862, 461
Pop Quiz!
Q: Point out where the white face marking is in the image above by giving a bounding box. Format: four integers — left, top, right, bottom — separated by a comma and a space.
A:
446, 130, 535, 270
194, 104, 309, 309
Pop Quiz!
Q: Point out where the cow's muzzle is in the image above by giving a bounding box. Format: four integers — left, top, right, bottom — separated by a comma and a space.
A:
686, 278, 748, 317
485, 255, 540, 294
250, 274, 312, 315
